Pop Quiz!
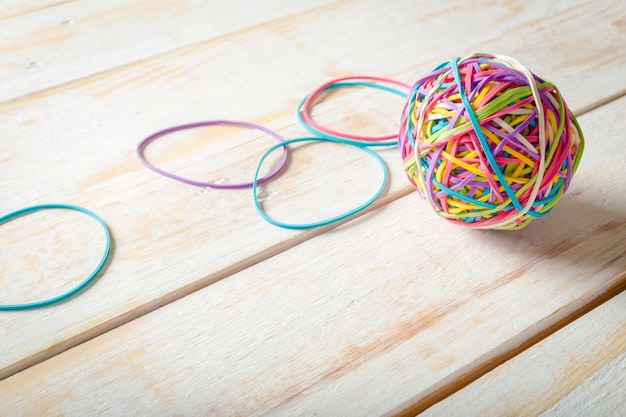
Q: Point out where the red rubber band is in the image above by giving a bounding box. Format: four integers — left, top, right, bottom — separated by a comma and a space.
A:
299, 75, 410, 143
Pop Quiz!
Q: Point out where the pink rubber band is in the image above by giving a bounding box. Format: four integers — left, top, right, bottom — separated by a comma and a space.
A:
299, 75, 410, 143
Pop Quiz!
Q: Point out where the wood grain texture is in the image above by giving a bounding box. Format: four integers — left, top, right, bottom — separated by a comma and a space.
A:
0, 0, 336, 102
422, 291, 626, 417
0, 0, 74, 21
1, 0, 626, 382
0, 1, 626, 415
0, 92, 624, 416
541, 351, 625, 417
0, 208, 108, 303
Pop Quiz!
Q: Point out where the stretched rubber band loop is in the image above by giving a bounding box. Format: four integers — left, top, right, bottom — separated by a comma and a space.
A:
137, 120, 288, 189
450, 58, 523, 212
253, 137, 388, 230
298, 76, 410, 146
0, 204, 111, 311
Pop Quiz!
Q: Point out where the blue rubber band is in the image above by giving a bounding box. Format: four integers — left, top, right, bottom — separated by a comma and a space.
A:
253, 137, 388, 230
0, 203, 111, 311
450, 57, 523, 212
297, 81, 407, 147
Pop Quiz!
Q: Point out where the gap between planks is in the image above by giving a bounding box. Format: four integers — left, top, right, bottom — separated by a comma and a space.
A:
0, 187, 409, 381
0, 0, 343, 106
394, 279, 626, 416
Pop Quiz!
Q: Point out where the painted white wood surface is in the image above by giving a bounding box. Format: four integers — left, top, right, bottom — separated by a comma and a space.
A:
4, 0, 626, 107
542, 351, 626, 417
2, 0, 624, 383
0, 0, 336, 102
0, 93, 623, 416
0, 0, 72, 21
1, 0, 624, 380
423, 291, 626, 417
1, 1, 625, 413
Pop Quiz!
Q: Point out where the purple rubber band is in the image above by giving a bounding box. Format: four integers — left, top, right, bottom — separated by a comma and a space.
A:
136, 120, 288, 189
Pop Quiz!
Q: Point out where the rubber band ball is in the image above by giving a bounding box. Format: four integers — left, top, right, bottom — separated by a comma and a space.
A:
399, 53, 584, 230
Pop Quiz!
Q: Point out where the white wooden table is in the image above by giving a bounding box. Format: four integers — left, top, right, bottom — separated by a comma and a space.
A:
0, 1, 624, 415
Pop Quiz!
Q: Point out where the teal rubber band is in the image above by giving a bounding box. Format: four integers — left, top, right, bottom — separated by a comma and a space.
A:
297, 81, 407, 147
0, 203, 111, 311
253, 137, 388, 230
450, 58, 523, 212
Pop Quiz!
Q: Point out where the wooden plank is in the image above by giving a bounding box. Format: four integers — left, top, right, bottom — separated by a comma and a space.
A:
0, 0, 73, 21
0, 88, 624, 416
1, 0, 626, 383
542, 351, 626, 417
422, 291, 626, 417
3, 0, 626, 107
0, 0, 336, 102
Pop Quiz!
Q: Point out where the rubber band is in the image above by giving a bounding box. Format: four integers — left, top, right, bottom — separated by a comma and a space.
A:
298, 76, 410, 147
399, 54, 584, 230
136, 120, 288, 189
450, 57, 523, 212
0, 204, 111, 311
253, 137, 388, 230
